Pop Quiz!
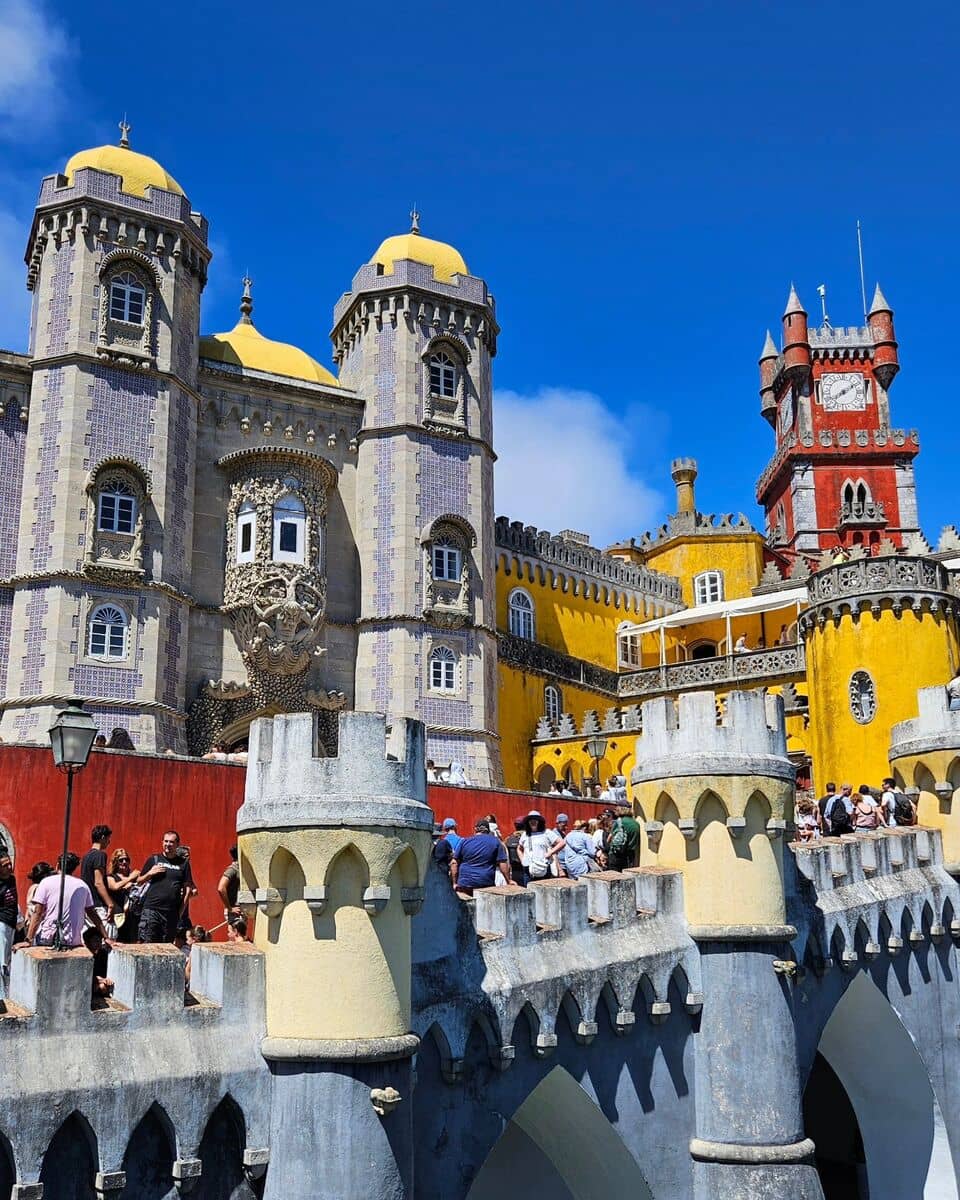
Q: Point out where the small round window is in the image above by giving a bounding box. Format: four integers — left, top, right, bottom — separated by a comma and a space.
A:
849, 670, 877, 725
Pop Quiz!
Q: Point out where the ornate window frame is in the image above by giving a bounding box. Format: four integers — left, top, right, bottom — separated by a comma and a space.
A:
544, 683, 563, 722
272, 489, 307, 563
693, 570, 724, 606
83, 600, 133, 664
425, 635, 464, 698
84, 457, 151, 579
97, 249, 159, 369
508, 587, 535, 640
422, 335, 471, 433
428, 644, 458, 694
421, 513, 476, 629
236, 500, 256, 564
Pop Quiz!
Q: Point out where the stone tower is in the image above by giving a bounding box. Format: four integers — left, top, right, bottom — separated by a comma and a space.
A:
2, 128, 209, 750
756, 285, 919, 562
236, 709, 432, 1200
631, 689, 823, 1199
331, 220, 502, 783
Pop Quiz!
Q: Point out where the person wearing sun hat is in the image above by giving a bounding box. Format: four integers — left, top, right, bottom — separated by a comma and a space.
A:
518, 810, 561, 883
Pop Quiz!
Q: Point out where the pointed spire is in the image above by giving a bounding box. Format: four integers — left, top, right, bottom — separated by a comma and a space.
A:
759, 329, 778, 361
868, 282, 891, 316
240, 275, 253, 324
118, 116, 131, 148
783, 284, 805, 317
409, 204, 421, 235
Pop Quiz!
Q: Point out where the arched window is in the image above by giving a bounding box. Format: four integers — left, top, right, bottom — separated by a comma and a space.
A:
545, 684, 562, 722
88, 604, 128, 660
432, 535, 462, 582
272, 492, 306, 563
109, 271, 146, 324
429, 352, 457, 398
508, 588, 535, 640
236, 500, 256, 563
429, 645, 457, 692
693, 571, 723, 606
97, 480, 136, 534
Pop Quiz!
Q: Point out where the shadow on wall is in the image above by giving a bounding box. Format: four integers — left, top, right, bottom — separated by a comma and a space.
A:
466, 1065, 654, 1200
810, 972, 959, 1200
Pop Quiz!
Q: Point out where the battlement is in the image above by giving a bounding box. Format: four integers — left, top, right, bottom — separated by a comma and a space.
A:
890, 685, 960, 760
631, 689, 793, 784
238, 710, 433, 834
792, 828, 959, 971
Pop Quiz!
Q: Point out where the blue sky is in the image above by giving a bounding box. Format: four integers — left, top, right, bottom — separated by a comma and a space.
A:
1, 0, 957, 545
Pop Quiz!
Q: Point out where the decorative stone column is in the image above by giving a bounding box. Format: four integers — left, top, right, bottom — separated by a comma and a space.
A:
632, 689, 823, 1199
237, 710, 432, 1200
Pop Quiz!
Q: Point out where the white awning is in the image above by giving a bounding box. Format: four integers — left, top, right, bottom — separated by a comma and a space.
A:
620, 585, 808, 636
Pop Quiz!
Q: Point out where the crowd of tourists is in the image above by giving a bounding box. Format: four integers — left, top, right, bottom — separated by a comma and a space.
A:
0, 825, 248, 1002
794, 778, 918, 841
432, 798, 642, 896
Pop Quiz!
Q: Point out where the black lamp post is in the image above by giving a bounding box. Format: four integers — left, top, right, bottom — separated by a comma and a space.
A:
48, 699, 97, 950
584, 734, 609, 791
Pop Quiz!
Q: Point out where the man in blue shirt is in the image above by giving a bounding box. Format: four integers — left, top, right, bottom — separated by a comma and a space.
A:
450, 820, 512, 896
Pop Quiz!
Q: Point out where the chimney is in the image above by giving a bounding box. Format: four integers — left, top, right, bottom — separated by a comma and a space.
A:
671, 458, 698, 515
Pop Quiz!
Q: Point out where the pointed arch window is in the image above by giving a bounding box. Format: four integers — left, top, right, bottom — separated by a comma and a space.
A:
429, 352, 457, 399
97, 480, 137, 534
545, 684, 563, 722
508, 588, 535, 640
88, 604, 128, 660
272, 492, 306, 563
109, 271, 146, 324
236, 500, 256, 563
429, 645, 457, 693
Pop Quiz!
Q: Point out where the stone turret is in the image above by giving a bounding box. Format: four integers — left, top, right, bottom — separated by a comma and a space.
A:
867, 283, 899, 390
781, 285, 811, 383
631, 690, 820, 1200
890, 685, 960, 870
237, 709, 433, 1200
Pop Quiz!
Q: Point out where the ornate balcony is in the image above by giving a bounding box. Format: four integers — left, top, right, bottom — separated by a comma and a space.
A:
617, 644, 806, 700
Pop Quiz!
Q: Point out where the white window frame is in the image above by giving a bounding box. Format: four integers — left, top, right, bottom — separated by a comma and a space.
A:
545, 684, 563, 722
108, 271, 146, 325
432, 536, 462, 582
508, 588, 535, 640
618, 631, 641, 668
236, 500, 256, 564
429, 352, 457, 398
272, 492, 306, 563
87, 604, 129, 661
429, 645, 457, 693
97, 481, 137, 534
693, 570, 724, 606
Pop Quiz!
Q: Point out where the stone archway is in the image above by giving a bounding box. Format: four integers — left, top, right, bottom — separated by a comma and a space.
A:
466, 1066, 654, 1200
807, 973, 958, 1200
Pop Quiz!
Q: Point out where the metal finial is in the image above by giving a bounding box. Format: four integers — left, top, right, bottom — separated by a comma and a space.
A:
240, 275, 253, 323
409, 204, 421, 235
119, 116, 131, 148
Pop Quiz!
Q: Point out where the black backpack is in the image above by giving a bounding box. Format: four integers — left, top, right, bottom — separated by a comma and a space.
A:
893, 792, 915, 826
829, 796, 853, 834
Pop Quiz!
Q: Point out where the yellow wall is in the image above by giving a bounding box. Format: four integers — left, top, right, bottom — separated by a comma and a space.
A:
633, 773, 791, 927
805, 607, 960, 794
889, 747, 960, 867
496, 562, 640, 670
640, 534, 765, 607
499, 661, 614, 790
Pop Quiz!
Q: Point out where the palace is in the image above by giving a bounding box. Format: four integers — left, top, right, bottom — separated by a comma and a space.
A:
1, 126, 958, 815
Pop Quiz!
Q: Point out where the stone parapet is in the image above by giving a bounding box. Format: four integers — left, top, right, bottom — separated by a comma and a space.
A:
792, 828, 959, 969
798, 556, 956, 635
617, 644, 805, 701
238, 710, 433, 834
631, 689, 793, 785
890, 685, 960, 761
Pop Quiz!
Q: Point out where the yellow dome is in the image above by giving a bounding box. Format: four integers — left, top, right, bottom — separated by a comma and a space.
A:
200, 321, 339, 387
64, 144, 184, 198
371, 232, 468, 283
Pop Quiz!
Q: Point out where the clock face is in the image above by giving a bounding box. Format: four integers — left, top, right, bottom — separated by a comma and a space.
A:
821, 371, 867, 412
778, 387, 793, 435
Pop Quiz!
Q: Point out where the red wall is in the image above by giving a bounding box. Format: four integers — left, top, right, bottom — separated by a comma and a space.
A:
0, 747, 597, 930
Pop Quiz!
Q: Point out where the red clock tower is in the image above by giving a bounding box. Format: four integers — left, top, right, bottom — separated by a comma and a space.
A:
756, 284, 920, 563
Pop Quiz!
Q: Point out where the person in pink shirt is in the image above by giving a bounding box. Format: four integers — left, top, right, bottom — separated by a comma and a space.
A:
26, 853, 109, 949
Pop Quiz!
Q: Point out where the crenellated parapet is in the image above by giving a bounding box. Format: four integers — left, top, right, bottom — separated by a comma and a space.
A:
414, 867, 698, 1076
792, 827, 960, 971
0, 943, 270, 1193
890, 685, 960, 867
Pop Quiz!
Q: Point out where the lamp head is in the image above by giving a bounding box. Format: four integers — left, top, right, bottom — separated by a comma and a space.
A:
584, 735, 608, 762
48, 699, 98, 774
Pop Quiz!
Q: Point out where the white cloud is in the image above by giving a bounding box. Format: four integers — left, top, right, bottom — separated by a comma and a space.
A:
493, 387, 667, 547
0, 0, 70, 135
0, 207, 30, 351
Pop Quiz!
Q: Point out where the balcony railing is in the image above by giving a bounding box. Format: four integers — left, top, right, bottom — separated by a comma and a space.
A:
617, 644, 806, 699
